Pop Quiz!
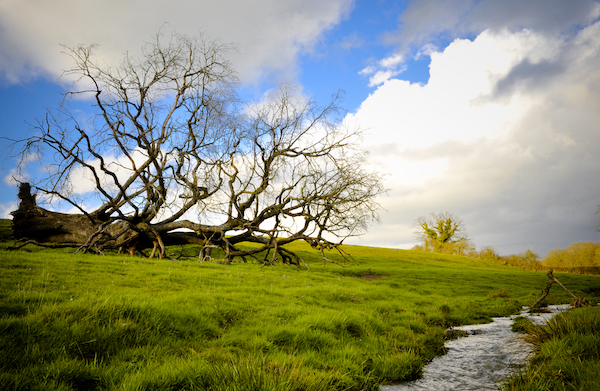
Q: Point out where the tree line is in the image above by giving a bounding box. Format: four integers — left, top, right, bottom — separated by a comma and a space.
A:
413, 211, 600, 274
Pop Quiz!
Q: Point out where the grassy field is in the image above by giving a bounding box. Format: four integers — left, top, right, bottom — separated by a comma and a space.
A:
1, 218, 599, 390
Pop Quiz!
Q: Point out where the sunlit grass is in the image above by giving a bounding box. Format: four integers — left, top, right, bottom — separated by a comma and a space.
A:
1, 219, 600, 390
503, 306, 600, 391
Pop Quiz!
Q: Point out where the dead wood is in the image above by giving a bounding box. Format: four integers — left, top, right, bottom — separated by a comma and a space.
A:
11, 183, 98, 244
532, 270, 592, 309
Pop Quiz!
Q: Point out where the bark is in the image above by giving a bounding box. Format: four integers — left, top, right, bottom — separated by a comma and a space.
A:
11, 183, 97, 244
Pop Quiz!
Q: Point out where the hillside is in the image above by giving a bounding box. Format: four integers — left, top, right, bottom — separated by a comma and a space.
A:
1, 218, 599, 390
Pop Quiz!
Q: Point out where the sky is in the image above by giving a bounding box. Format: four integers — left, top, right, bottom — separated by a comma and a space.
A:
1, 0, 600, 256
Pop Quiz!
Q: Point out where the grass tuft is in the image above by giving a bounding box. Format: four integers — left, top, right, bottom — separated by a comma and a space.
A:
502, 306, 600, 390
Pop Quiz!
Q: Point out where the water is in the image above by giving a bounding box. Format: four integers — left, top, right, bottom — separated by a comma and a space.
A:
381, 305, 569, 391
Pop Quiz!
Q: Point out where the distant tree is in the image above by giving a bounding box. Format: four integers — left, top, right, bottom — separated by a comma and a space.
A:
477, 246, 502, 262
414, 212, 473, 255
6, 31, 384, 266
502, 249, 544, 271
542, 241, 600, 269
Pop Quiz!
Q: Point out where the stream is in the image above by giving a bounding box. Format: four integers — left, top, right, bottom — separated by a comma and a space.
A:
381, 305, 569, 391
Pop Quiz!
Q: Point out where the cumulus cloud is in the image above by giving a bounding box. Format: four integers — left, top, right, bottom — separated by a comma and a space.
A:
346, 24, 600, 255
361, 0, 600, 86
0, 0, 353, 84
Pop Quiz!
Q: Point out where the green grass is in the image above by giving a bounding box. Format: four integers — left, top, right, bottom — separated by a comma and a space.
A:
503, 306, 600, 391
1, 219, 599, 390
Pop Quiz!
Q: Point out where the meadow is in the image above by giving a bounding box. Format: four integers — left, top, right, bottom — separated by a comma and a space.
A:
1, 218, 599, 390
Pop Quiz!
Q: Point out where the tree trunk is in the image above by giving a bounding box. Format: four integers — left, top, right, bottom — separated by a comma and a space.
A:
10, 183, 208, 255
9, 183, 338, 266
11, 183, 98, 244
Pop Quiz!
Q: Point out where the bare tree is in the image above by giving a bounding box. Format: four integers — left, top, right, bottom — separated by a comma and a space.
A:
6, 32, 384, 266
413, 212, 472, 255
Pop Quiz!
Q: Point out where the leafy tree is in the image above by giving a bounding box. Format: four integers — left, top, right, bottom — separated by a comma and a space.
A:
6, 32, 384, 266
543, 241, 600, 269
414, 212, 473, 255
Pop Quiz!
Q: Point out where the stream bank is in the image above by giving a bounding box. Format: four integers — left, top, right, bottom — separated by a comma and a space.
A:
381, 305, 569, 391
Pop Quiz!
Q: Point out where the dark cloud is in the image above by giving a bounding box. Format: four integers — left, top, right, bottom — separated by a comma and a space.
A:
388, 0, 600, 55
471, 0, 600, 33
492, 58, 567, 99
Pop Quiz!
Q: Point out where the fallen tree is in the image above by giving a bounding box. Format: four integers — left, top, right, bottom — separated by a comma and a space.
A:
7, 32, 384, 266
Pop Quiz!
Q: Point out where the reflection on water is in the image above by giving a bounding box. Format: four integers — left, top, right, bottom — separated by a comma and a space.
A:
381, 305, 569, 391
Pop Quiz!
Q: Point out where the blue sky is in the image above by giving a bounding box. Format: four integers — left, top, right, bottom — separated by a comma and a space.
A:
1, 0, 600, 256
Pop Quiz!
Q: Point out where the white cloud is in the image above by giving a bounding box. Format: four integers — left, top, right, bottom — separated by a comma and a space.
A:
367, 69, 406, 87
66, 147, 153, 196
368, 0, 600, 94
0, 201, 17, 219
347, 24, 600, 255
359, 66, 376, 76
3, 153, 41, 187
360, 53, 407, 86
3, 168, 19, 187
415, 43, 437, 59
0, 0, 354, 84
379, 53, 404, 68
